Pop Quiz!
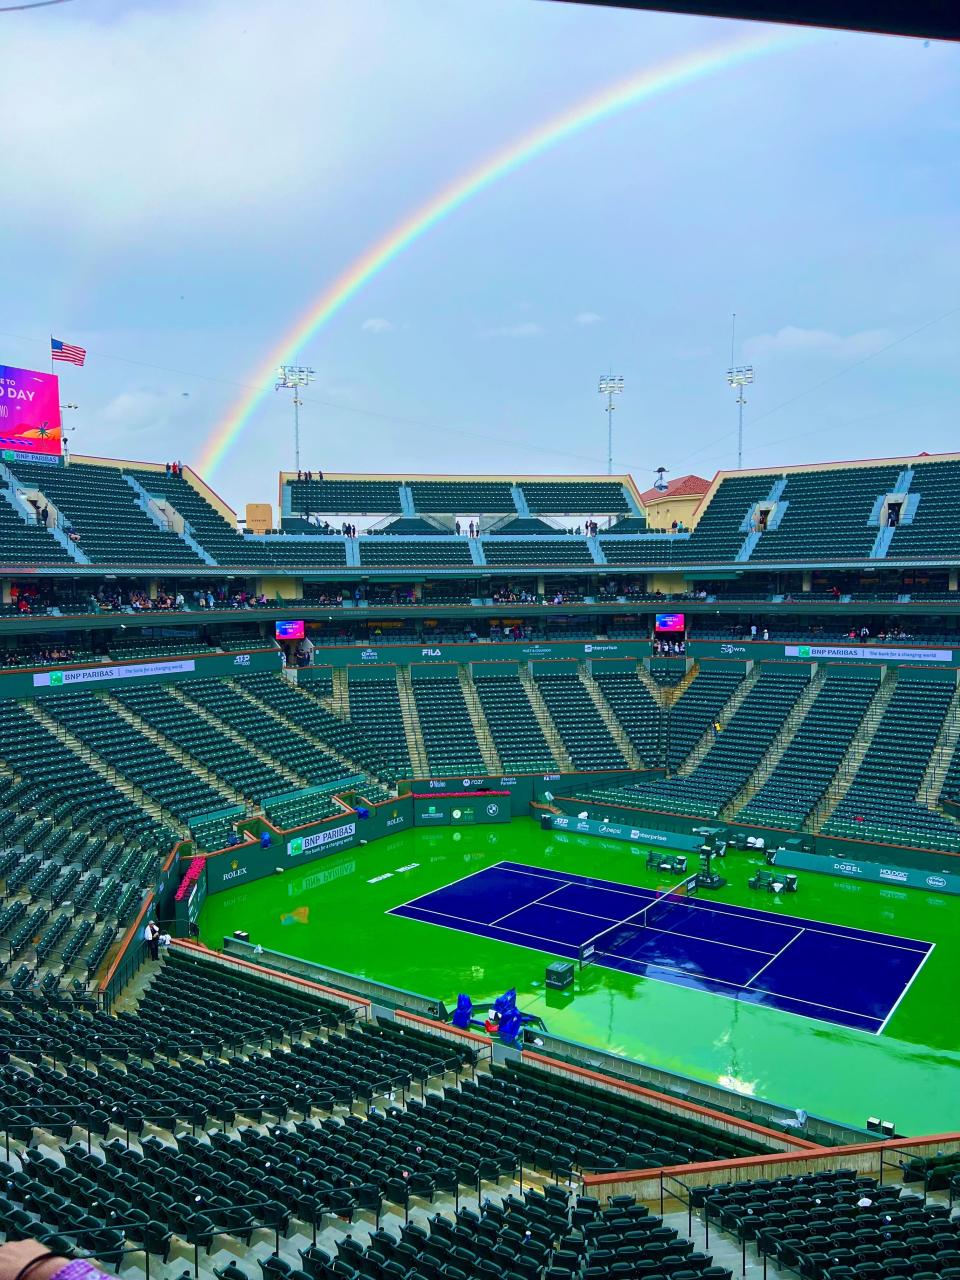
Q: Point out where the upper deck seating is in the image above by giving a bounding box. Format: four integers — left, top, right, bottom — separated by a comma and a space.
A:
483, 538, 594, 567
13, 461, 203, 566
288, 478, 402, 514
751, 464, 901, 563
520, 480, 629, 513
0, 490, 72, 565
409, 480, 516, 511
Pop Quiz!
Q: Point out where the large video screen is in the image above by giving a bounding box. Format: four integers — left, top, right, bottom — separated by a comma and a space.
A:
0, 365, 62, 457
655, 613, 685, 633
276, 620, 305, 641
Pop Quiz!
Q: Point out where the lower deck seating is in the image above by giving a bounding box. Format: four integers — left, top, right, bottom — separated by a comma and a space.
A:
411, 675, 486, 774
346, 671, 412, 780
0, 945, 771, 1279
699, 1168, 958, 1280
823, 677, 960, 850
593, 668, 662, 764
473, 671, 555, 772
534, 670, 627, 771
666, 666, 744, 769
738, 672, 878, 828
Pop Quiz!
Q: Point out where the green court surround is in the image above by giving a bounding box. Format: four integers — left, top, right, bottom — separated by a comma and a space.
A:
199, 817, 960, 1138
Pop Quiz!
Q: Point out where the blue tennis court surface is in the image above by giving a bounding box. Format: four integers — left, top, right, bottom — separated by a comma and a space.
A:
388, 861, 934, 1034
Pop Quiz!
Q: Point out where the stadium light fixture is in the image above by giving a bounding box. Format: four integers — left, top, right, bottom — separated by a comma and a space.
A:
598, 375, 624, 475
726, 365, 754, 471
275, 364, 316, 472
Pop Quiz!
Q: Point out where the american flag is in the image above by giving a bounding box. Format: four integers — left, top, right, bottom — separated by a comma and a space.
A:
51, 338, 86, 366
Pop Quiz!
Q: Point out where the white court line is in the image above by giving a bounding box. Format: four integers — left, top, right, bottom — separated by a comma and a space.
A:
394, 901, 884, 1032
387, 863, 501, 913
502, 861, 931, 955
877, 943, 936, 1036
602, 947, 885, 1025
743, 929, 805, 989
393, 902, 581, 952
490, 882, 573, 926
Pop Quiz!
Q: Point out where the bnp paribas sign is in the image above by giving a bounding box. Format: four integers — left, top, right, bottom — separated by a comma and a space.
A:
287, 822, 356, 858
787, 645, 952, 664
34, 659, 196, 688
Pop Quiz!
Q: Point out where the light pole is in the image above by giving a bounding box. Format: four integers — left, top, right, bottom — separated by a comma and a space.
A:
598, 376, 623, 475
275, 365, 315, 472
59, 403, 78, 464
726, 366, 754, 470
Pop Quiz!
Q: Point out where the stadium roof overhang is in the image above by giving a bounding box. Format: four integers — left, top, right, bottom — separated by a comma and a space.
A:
545, 0, 959, 41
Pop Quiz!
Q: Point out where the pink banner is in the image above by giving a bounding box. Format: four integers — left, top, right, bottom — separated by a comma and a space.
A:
0, 365, 62, 457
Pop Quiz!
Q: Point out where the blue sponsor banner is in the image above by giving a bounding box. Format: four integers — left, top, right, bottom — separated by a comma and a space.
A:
546, 813, 705, 851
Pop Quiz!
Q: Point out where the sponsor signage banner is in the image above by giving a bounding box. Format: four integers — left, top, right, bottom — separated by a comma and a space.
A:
0, 365, 62, 456
0, 649, 281, 700
413, 796, 510, 827
288, 821, 357, 859
34, 658, 196, 687
785, 644, 953, 664
546, 813, 705, 851
773, 849, 960, 895
350, 640, 652, 667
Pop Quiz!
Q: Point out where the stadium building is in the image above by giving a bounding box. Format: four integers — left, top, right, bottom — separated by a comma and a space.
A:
1, 444, 959, 1277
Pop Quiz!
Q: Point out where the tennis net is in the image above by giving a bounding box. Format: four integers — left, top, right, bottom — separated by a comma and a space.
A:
578, 874, 699, 968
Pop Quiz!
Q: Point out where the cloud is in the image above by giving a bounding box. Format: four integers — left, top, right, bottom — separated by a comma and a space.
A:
361, 317, 396, 334
745, 326, 892, 360
100, 389, 189, 436
575, 312, 602, 326
484, 322, 543, 338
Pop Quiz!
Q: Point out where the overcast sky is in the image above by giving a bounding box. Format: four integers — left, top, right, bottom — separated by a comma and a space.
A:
1, 0, 957, 511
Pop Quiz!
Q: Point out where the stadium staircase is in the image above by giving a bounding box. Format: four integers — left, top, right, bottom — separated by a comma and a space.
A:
456, 666, 503, 774
637, 662, 670, 707
578, 668, 642, 769
329, 666, 350, 717
677, 666, 759, 775
517, 668, 575, 771
103, 691, 246, 811
664, 661, 698, 706
722, 667, 827, 819
917, 681, 960, 810
807, 668, 899, 832
395, 667, 430, 776
21, 700, 172, 828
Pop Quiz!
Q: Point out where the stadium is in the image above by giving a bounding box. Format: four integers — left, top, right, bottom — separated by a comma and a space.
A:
0, 434, 959, 1277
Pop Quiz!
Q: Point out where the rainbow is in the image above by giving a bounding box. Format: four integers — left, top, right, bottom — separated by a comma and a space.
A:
196, 27, 812, 477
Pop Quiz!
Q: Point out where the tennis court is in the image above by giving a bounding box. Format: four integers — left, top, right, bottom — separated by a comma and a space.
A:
389, 860, 934, 1034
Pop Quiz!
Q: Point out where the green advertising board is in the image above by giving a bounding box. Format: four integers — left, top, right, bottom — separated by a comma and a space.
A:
687, 640, 960, 668
772, 849, 960, 894
328, 639, 652, 669
0, 648, 283, 700
413, 795, 511, 827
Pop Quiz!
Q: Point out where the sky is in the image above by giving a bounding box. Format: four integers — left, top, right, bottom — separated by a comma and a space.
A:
1, 0, 958, 512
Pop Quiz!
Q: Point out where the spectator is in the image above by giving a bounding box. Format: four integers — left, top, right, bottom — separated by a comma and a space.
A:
145, 918, 161, 961
455, 520, 461, 535
0, 1240, 109, 1280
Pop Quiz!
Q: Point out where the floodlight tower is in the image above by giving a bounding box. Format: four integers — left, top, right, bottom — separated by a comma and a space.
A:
726, 367, 754, 471
275, 365, 315, 472
726, 312, 754, 470
598, 375, 624, 475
